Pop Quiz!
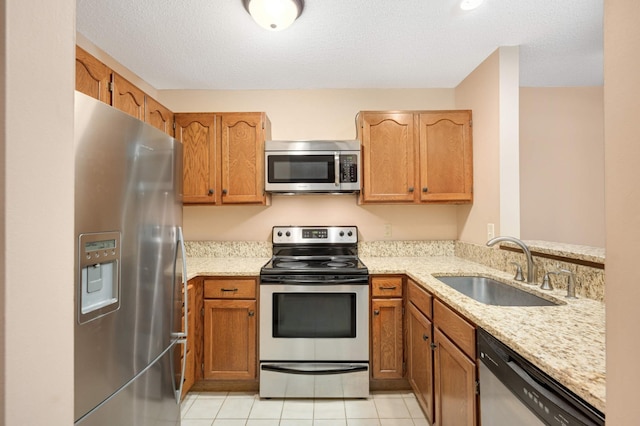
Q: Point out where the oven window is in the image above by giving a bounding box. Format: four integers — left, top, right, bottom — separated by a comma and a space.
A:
268, 155, 335, 183
272, 293, 356, 338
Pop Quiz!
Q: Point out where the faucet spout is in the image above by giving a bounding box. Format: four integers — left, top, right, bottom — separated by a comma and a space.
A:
486, 236, 536, 284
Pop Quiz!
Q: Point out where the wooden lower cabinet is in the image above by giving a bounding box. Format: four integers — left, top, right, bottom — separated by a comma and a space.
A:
433, 327, 477, 426
370, 275, 405, 381
371, 298, 404, 379
408, 303, 434, 424
433, 299, 477, 426
203, 278, 257, 381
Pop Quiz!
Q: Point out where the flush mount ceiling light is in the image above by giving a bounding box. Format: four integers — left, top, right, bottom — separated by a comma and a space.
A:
460, 0, 484, 10
243, 0, 304, 31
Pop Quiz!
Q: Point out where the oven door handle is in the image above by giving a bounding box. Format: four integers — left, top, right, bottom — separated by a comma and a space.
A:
261, 363, 368, 376
260, 276, 369, 284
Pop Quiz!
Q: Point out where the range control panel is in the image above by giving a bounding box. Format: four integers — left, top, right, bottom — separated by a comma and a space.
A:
272, 226, 358, 244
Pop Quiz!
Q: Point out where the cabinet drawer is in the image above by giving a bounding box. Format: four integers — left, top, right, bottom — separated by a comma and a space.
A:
204, 278, 256, 299
371, 276, 403, 297
434, 299, 475, 359
408, 279, 432, 319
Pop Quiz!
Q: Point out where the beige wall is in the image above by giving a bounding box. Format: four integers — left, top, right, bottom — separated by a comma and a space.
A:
454, 50, 502, 244
159, 89, 466, 242
2, 0, 75, 424
605, 0, 640, 423
520, 87, 605, 247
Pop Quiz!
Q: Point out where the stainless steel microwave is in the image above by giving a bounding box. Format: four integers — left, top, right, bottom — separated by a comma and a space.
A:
265, 140, 361, 193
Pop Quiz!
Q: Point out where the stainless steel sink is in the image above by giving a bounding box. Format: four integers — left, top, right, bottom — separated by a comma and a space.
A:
436, 276, 560, 307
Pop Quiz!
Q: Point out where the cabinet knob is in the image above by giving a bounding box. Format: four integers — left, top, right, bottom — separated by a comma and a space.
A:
208, 189, 214, 195
374, 309, 380, 316
248, 311, 255, 317
222, 189, 228, 195
408, 187, 414, 193
423, 334, 429, 341
422, 187, 428, 193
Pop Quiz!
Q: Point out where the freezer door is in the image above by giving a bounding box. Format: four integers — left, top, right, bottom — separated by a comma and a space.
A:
75, 345, 181, 426
74, 92, 184, 422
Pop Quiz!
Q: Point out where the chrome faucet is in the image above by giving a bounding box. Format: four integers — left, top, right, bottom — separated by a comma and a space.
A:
486, 236, 536, 284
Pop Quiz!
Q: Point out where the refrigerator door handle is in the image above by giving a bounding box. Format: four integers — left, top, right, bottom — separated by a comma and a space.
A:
172, 226, 188, 340
171, 226, 188, 403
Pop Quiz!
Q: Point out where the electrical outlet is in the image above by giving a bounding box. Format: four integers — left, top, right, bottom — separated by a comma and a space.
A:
487, 223, 495, 240
383, 223, 392, 238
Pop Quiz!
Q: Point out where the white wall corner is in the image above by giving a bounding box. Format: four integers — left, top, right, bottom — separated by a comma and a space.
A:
498, 46, 521, 237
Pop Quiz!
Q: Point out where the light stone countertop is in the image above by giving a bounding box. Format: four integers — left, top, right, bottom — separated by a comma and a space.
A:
185, 254, 605, 414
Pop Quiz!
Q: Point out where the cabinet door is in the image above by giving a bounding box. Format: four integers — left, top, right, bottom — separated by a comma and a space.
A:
371, 298, 404, 379
433, 328, 476, 426
175, 113, 218, 204
418, 111, 473, 203
111, 73, 146, 121
408, 303, 434, 424
146, 96, 174, 137
75, 46, 111, 104
361, 112, 417, 202
183, 283, 196, 395
220, 113, 266, 204
203, 299, 257, 380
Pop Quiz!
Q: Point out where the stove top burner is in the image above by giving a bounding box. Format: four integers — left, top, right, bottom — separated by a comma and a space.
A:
324, 261, 353, 268
275, 261, 309, 269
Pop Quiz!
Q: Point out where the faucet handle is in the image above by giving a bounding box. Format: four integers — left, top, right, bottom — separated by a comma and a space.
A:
540, 272, 555, 290
510, 262, 524, 281
557, 268, 577, 299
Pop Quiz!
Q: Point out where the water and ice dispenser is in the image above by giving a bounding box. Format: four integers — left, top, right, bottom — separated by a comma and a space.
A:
78, 231, 121, 323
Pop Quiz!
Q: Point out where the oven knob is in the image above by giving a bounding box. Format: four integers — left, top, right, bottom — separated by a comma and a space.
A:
277, 231, 282, 237
286, 231, 291, 237
348, 231, 353, 237
339, 231, 344, 237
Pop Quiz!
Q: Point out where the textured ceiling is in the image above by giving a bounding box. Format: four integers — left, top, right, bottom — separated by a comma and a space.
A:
76, 0, 603, 90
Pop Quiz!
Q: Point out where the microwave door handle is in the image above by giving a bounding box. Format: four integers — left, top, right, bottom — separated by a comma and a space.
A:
334, 152, 340, 187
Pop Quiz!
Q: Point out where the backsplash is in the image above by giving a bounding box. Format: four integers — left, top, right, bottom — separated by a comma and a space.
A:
357, 240, 455, 257
185, 241, 271, 258
455, 241, 605, 302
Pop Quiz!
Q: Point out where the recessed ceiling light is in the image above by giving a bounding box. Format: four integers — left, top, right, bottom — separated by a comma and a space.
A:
460, 0, 484, 11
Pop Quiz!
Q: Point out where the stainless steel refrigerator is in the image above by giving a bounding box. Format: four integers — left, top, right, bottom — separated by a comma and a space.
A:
74, 92, 187, 425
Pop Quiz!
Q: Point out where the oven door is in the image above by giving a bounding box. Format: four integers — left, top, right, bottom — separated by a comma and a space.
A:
259, 282, 369, 362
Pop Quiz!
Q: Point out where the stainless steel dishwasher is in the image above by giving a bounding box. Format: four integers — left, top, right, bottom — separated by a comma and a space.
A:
478, 329, 604, 426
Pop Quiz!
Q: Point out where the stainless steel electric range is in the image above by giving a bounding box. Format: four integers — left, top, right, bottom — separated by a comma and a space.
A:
259, 225, 369, 398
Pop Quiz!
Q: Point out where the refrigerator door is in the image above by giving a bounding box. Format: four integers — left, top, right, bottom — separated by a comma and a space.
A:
74, 92, 184, 423
75, 344, 182, 426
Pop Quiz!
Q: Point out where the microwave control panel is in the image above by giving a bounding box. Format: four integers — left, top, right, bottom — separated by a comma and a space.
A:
339, 154, 358, 183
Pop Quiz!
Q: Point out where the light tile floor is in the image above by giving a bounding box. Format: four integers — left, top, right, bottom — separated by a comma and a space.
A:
181, 391, 429, 426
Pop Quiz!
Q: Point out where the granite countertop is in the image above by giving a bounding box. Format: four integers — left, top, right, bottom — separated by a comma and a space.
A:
185, 254, 605, 414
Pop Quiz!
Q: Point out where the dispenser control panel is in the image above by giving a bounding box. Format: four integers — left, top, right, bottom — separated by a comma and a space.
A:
78, 231, 121, 324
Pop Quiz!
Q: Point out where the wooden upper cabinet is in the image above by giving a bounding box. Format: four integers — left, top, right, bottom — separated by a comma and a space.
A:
146, 96, 175, 137
360, 112, 417, 202
419, 111, 473, 203
111, 73, 146, 121
220, 113, 270, 204
360, 110, 473, 204
174, 113, 218, 204
75, 46, 111, 104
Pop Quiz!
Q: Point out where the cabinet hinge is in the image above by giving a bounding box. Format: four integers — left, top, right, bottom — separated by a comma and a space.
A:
402, 307, 405, 316
469, 119, 473, 127
201, 363, 204, 375
173, 121, 176, 130
108, 81, 114, 92
201, 307, 204, 317
475, 380, 480, 395
430, 342, 437, 350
